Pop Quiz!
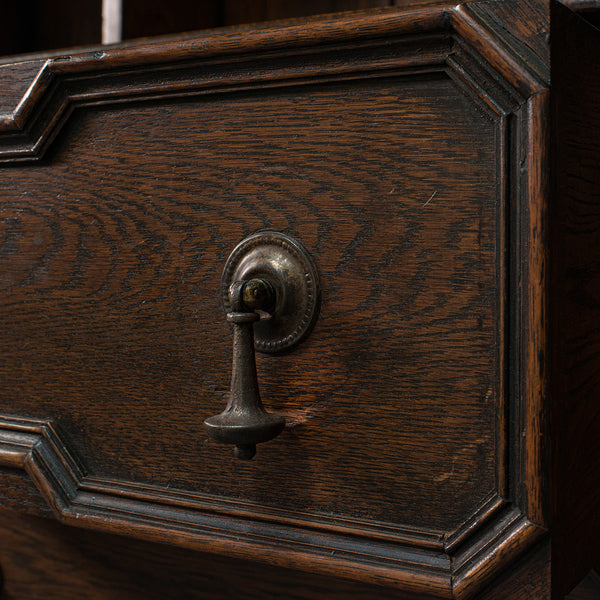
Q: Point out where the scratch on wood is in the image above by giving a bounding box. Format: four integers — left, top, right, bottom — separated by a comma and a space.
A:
424, 190, 438, 206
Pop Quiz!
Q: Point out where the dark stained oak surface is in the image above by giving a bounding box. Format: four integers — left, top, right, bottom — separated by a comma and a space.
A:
0, 1, 599, 599
5, 508, 586, 600
0, 509, 564, 600
0, 508, 596, 599
0, 74, 499, 532
0, 509, 415, 600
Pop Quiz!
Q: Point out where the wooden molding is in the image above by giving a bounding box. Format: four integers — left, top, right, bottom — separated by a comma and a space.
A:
0, 4, 548, 161
0, 4, 550, 598
0, 414, 545, 599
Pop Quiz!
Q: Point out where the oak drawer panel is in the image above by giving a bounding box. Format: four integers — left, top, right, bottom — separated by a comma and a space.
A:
0, 7, 550, 598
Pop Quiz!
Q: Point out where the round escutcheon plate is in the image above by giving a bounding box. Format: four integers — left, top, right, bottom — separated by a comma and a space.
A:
221, 231, 320, 354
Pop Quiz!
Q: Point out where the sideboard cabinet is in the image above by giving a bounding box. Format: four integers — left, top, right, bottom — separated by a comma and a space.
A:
0, 1, 599, 598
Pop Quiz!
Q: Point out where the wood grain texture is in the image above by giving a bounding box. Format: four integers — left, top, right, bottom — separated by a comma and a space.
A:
0, 509, 554, 600
0, 6, 514, 532
470, 539, 551, 599
0, 415, 455, 596
0, 3, 580, 599
0, 414, 549, 599
550, 3, 600, 598
0, 60, 46, 126
451, 5, 547, 96
4, 75, 499, 529
463, 0, 549, 83
0, 509, 434, 600
0, 6, 453, 160
0, 468, 52, 519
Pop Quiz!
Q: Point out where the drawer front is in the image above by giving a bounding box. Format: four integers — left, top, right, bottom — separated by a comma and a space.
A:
0, 6, 547, 599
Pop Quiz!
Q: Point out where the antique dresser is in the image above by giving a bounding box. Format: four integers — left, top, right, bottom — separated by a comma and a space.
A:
0, 1, 599, 598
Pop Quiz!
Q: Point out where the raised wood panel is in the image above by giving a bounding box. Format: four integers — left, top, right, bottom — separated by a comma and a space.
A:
0, 4, 556, 599
0, 73, 500, 531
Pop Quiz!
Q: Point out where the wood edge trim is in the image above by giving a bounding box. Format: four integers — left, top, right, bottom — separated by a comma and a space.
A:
0, 7, 452, 160
0, 444, 28, 468
450, 5, 547, 96
443, 495, 506, 553
3, 421, 448, 555
0, 416, 454, 597
0, 416, 542, 598
60, 505, 456, 598
524, 90, 550, 526
0, 63, 54, 134
0, 7, 542, 593
452, 516, 547, 599
0, 2, 551, 160
46, 6, 453, 74
11, 62, 55, 131
78, 477, 446, 549
0, 6, 452, 70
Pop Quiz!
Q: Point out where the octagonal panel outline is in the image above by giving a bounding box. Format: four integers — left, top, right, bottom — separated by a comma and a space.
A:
0, 5, 549, 599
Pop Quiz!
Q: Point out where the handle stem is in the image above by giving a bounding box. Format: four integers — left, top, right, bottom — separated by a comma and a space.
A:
204, 279, 284, 460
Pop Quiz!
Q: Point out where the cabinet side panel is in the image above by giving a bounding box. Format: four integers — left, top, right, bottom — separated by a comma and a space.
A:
551, 2, 600, 597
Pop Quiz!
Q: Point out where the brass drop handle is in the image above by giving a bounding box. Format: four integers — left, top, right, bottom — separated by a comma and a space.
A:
204, 279, 285, 460
204, 231, 320, 460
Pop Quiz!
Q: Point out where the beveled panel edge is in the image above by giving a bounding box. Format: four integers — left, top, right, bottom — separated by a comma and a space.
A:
0, 416, 83, 513
0, 5, 453, 139
452, 510, 546, 600
450, 3, 551, 538
0, 415, 446, 549
0, 5, 551, 596
0, 414, 549, 599
0, 39, 453, 161
437, 32, 550, 552
0, 414, 548, 598
0, 2, 547, 161
443, 493, 506, 553
0, 414, 455, 598
451, 4, 547, 96
78, 476, 446, 550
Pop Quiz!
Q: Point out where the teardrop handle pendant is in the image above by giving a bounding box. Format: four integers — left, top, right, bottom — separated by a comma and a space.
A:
204, 279, 285, 460
204, 231, 320, 460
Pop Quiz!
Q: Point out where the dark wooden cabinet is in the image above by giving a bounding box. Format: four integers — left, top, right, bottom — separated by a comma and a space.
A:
0, 1, 599, 599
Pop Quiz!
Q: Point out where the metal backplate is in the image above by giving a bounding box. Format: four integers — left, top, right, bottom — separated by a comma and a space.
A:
221, 231, 320, 354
